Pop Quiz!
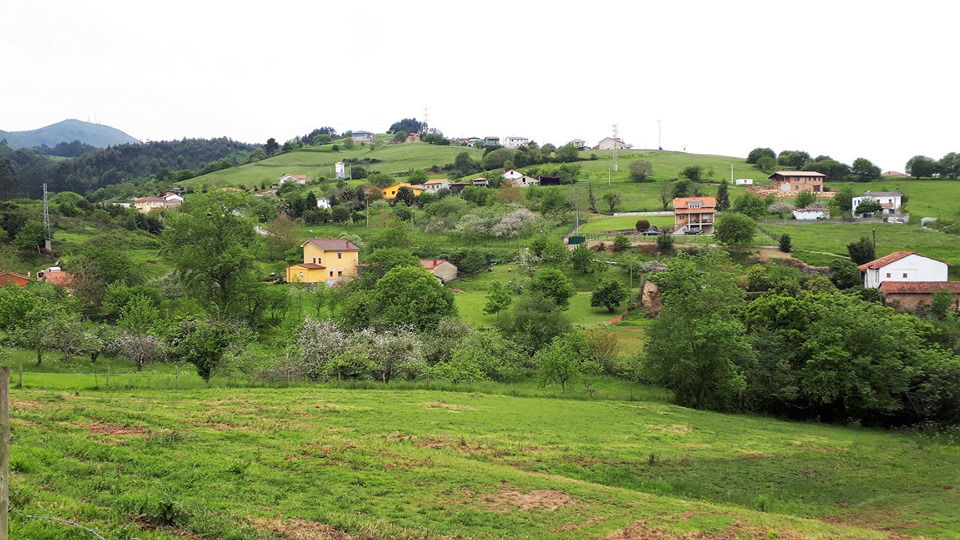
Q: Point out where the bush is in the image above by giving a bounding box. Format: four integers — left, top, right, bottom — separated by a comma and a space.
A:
635, 219, 650, 232
778, 234, 792, 253
656, 230, 673, 252
612, 235, 630, 252
629, 160, 653, 182
591, 278, 628, 312
715, 213, 755, 246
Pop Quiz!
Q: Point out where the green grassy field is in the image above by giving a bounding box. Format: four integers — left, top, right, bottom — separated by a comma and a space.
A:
761, 222, 960, 267
181, 142, 486, 188
829, 179, 960, 219
578, 215, 675, 234
8, 384, 959, 538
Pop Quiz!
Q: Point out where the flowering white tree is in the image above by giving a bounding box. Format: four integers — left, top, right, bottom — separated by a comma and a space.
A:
115, 334, 164, 371
356, 327, 426, 383
294, 319, 349, 378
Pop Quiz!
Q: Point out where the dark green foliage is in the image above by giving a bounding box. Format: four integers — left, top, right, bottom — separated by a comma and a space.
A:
496, 292, 571, 355
755, 155, 777, 173
829, 259, 861, 289
371, 266, 456, 330
794, 190, 816, 209
0, 158, 18, 199
656, 230, 673, 252
264, 138, 279, 155
635, 219, 650, 232
530, 268, 574, 308
716, 180, 730, 211
612, 235, 630, 252
850, 157, 881, 182
778, 234, 792, 253
732, 194, 767, 220
570, 243, 594, 273
854, 199, 883, 216
350, 165, 367, 179
483, 282, 513, 314
777, 150, 810, 169
168, 318, 245, 382
387, 118, 424, 134
715, 213, 756, 246
360, 248, 421, 284
680, 165, 703, 182
629, 159, 653, 182
746, 147, 776, 164
846, 236, 875, 265
906, 155, 939, 178
591, 278, 628, 312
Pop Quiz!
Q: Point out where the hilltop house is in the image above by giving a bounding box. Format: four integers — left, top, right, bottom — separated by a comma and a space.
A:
483, 136, 500, 147
568, 138, 588, 150
466, 137, 482, 147
879, 282, 960, 311
858, 252, 948, 289
420, 259, 458, 283
503, 136, 529, 148
852, 191, 903, 215
352, 131, 375, 143
286, 238, 360, 284
673, 197, 717, 234
381, 183, 425, 200
768, 171, 825, 193
471, 178, 490, 186
594, 137, 628, 150
163, 192, 184, 203
422, 178, 451, 192
501, 169, 539, 187
278, 173, 307, 186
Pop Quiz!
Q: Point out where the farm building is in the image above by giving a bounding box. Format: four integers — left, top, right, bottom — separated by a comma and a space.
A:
419, 259, 458, 283
673, 197, 717, 234
423, 178, 451, 191
857, 252, 948, 289
352, 131, 375, 143
381, 183, 425, 200
768, 171, 825, 193
286, 238, 360, 284
878, 282, 960, 312
483, 136, 500, 146
503, 136, 529, 148
278, 173, 307, 186
735, 178, 753, 186
132, 196, 180, 213
594, 137, 628, 150
792, 207, 829, 220
0, 271, 31, 287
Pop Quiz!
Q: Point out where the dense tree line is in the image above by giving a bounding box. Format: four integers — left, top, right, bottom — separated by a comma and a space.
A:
745, 147, 881, 182
0, 138, 256, 198
906, 153, 960, 179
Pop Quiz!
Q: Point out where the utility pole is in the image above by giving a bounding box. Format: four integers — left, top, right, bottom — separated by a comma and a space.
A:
42, 183, 52, 251
612, 124, 619, 173
730, 164, 734, 183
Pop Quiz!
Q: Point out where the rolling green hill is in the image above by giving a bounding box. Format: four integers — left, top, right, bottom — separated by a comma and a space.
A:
0, 119, 139, 148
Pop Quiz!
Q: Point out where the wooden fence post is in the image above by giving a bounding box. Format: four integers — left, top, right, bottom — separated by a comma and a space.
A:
1, 366, 10, 540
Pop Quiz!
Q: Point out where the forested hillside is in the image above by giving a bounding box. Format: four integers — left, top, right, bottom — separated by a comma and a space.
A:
0, 137, 256, 198
0, 118, 138, 148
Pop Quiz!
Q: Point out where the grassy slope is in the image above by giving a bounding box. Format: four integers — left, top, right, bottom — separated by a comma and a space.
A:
9, 385, 958, 538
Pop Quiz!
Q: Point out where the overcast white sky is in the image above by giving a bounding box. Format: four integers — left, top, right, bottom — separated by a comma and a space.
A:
2, 0, 957, 171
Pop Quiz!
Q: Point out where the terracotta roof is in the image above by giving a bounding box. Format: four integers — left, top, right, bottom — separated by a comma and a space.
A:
857, 251, 916, 271
41, 270, 75, 287
133, 196, 168, 203
424, 178, 448, 184
281, 174, 307, 179
879, 281, 960, 294
673, 197, 717, 210
301, 238, 360, 252
770, 171, 826, 178
419, 259, 447, 270
290, 263, 326, 269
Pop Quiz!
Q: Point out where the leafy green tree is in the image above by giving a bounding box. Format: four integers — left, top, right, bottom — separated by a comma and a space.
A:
755, 155, 777, 173
715, 213, 756, 246
629, 160, 653, 182
71, 242, 139, 307
483, 148, 514, 170
850, 157, 881, 182
906, 155, 939, 178
732, 194, 767, 220
535, 334, 582, 391
680, 165, 703, 182
644, 251, 752, 409
746, 147, 776, 164
361, 248, 420, 284
939, 152, 960, 179
161, 192, 260, 319
372, 266, 456, 330
264, 138, 279, 155
601, 192, 621, 213
496, 292, 571, 355
570, 243, 594, 273
530, 267, 575, 308
831, 187, 856, 213
42, 310, 87, 362
484, 281, 513, 314
387, 118, 424, 134
847, 236, 875, 265
794, 190, 817, 209
804, 157, 850, 181
555, 143, 580, 163
612, 234, 630, 252
118, 294, 161, 334
635, 219, 650, 232
716, 180, 730, 211
656, 230, 673, 252
168, 318, 244, 382
777, 150, 810, 168
671, 179, 702, 198
591, 278, 628, 312
778, 234, 792, 253
854, 199, 883, 216
13, 220, 46, 252
540, 238, 570, 264
828, 259, 861, 289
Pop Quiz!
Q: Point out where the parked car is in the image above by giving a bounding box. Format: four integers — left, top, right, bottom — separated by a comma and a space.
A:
642, 230, 660, 236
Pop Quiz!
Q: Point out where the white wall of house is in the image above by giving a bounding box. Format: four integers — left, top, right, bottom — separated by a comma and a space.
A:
735, 179, 753, 185
502, 169, 524, 180
503, 136, 529, 148
792, 209, 828, 220
853, 194, 902, 215
863, 254, 948, 288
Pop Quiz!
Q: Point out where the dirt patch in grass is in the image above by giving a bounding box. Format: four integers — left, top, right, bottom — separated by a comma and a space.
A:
421, 401, 474, 411
254, 518, 356, 539
604, 519, 806, 539
12, 400, 46, 409
86, 422, 149, 437
416, 437, 513, 458
820, 508, 922, 535
647, 424, 693, 435
461, 486, 577, 512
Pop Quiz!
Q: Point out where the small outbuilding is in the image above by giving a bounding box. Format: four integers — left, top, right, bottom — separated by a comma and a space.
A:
792, 207, 829, 220
420, 259, 458, 283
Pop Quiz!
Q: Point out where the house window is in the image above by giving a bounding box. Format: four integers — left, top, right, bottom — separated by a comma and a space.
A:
902, 273, 908, 278
337, 270, 343, 276
338, 252, 342, 259
329, 271, 333, 277
886, 273, 891, 278
688, 201, 701, 209
299, 272, 304, 279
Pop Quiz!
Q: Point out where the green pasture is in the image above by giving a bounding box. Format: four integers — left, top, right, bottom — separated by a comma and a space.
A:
577, 215, 675, 234
7, 383, 958, 538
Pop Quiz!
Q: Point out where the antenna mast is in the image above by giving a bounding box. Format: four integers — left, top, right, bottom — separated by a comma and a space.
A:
42, 183, 52, 251
612, 124, 619, 173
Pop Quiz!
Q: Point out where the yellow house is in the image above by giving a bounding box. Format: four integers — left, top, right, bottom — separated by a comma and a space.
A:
380, 182, 424, 200
285, 238, 360, 284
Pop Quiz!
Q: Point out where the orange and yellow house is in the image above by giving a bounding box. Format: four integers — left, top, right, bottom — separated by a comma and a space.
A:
380, 182, 424, 200
285, 238, 360, 284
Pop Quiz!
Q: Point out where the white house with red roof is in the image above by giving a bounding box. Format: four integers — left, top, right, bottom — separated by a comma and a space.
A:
278, 173, 307, 185
857, 251, 948, 289
422, 178, 450, 192
852, 191, 902, 215
419, 259, 458, 283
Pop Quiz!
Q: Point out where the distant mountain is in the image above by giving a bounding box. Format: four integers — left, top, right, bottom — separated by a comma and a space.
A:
0, 119, 139, 149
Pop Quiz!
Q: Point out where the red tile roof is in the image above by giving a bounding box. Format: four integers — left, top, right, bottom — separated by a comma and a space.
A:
673, 197, 717, 211
290, 263, 326, 269
879, 281, 960, 294
770, 171, 826, 178
419, 259, 446, 270
0, 271, 30, 286
301, 238, 360, 252
857, 251, 916, 271
133, 196, 168, 203
41, 270, 75, 288
424, 178, 448, 184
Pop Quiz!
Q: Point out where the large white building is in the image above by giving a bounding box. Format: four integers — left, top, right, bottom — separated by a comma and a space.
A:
503, 136, 529, 148
792, 207, 829, 220
858, 251, 948, 289
594, 137, 629, 150
852, 191, 903, 215
335, 161, 346, 179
